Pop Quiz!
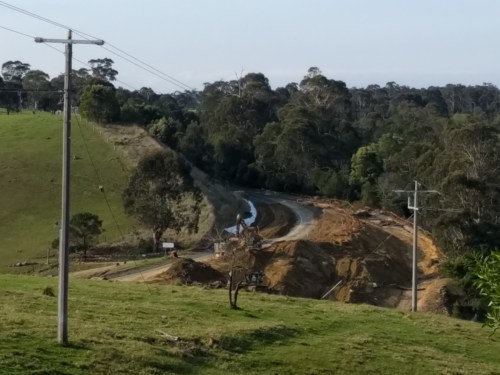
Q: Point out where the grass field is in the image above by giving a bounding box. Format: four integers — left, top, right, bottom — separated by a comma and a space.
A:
0, 274, 498, 375
0, 112, 134, 271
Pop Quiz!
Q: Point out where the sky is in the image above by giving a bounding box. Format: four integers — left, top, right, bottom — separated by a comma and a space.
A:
1, 0, 500, 93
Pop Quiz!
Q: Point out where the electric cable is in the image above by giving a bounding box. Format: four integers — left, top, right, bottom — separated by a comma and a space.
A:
74, 115, 152, 290
0, 23, 138, 91
74, 115, 124, 238
0, 24, 33, 38
0, 0, 193, 92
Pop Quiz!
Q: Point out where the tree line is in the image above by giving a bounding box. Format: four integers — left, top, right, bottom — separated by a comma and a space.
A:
2, 61, 498, 321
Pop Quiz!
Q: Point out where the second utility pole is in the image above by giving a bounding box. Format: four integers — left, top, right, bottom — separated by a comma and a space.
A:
394, 181, 438, 312
35, 30, 104, 345
409, 181, 419, 312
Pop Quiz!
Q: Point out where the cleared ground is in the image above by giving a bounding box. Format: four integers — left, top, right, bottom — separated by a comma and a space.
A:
158, 194, 450, 313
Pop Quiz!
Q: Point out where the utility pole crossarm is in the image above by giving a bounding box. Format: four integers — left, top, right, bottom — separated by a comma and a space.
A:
34, 37, 104, 45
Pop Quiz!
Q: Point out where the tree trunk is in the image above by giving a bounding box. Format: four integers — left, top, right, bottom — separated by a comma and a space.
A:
228, 271, 233, 307
153, 228, 163, 252
232, 281, 244, 309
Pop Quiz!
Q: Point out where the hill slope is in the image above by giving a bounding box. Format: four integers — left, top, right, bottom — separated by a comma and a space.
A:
0, 113, 246, 272
0, 113, 133, 270
0, 274, 498, 374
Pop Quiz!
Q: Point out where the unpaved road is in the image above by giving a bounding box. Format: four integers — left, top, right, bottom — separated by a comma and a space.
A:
248, 192, 320, 245
112, 252, 213, 282
77, 191, 318, 282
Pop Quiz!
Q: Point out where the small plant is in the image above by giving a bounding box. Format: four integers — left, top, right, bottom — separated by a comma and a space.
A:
42, 286, 55, 297
474, 251, 500, 333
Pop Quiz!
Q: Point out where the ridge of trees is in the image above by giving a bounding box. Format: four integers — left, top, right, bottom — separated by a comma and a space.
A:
2, 61, 499, 321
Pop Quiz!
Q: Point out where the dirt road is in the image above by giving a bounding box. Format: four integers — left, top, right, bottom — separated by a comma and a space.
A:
112, 252, 212, 282
248, 192, 320, 245
109, 192, 318, 282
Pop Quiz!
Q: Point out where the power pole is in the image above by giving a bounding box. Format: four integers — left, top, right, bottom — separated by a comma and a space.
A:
34, 30, 104, 345
394, 181, 439, 312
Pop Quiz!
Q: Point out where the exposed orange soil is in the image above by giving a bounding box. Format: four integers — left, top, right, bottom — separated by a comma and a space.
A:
151, 197, 448, 314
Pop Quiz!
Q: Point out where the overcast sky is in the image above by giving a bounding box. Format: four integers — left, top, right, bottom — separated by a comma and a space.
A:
1, 0, 499, 93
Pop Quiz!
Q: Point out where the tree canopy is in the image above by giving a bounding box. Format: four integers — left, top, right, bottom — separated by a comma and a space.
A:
123, 151, 202, 251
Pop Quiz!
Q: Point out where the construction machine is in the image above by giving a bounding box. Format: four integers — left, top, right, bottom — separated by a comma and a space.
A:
235, 214, 262, 250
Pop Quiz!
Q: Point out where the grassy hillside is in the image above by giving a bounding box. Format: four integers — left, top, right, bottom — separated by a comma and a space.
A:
0, 112, 134, 271
0, 275, 498, 374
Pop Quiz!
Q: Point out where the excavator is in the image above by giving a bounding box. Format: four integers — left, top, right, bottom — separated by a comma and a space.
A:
235, 214, 262, 248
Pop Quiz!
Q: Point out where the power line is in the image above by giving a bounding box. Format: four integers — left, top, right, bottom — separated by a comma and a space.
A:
99, 45, 192, 91
43, 42, 139, 91
0, 89, 61, 93
101, 42, 193, 90
74, 115, 153, 290
0, 0, 193, 92
0, 24, 34, 38
73, 115, 124, 238
0, 1, 69, 30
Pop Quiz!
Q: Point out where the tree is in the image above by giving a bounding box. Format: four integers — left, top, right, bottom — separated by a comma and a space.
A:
2, 60, 30, 82
22, 70, 50, 111
123, 151, 202, 252
69, 212, 103, 258
79, 84, 120, 123
474, 251, 500, 333
88, 58, 118, 81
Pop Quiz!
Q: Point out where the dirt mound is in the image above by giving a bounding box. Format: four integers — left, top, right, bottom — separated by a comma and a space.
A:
153, 258, 226, 285
172, 197, 446, 314
218, 205, 444, 313
263, 240, 335, 298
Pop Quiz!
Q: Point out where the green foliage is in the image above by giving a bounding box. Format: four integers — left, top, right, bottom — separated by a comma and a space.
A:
50, 238, 59, 250
69, 212, 103, 257
349, 145, 383, 185
42, 286, 55, 297
88, 58, 118, 81
441, 254, 488, 320
79, 84, 120, 123
148, 117, 183, 148
123, 151, 202, 251
1, 60, 30, 82
313, 169, 348, 198
474, 252, 500, 332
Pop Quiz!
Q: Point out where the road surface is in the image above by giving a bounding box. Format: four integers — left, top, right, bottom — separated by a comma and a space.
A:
247, 191, 320, 245
78, 191, 319, 282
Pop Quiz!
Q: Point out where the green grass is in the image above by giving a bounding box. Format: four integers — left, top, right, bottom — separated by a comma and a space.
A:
0, 112, 134, 271
0, 275, 498, 374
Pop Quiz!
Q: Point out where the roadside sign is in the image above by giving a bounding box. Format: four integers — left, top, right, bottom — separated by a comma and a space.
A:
162, 242, 175, 249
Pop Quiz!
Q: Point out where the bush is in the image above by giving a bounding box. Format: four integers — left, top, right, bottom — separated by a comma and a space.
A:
474, 251, 500, 332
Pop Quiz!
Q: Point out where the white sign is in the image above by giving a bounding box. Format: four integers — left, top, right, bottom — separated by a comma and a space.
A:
162, 242, 175, 249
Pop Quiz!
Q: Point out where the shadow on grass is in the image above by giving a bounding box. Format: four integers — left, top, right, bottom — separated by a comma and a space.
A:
219, 325, 300, 354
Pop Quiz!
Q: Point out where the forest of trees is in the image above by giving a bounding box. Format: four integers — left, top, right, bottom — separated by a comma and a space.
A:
2, 61, 499, 315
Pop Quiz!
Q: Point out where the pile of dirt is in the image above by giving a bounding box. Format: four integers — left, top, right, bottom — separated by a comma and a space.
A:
262, 240, 336, 298
156, 197, 446, 314
153, 258, 226, 285
212, 203, 445, 313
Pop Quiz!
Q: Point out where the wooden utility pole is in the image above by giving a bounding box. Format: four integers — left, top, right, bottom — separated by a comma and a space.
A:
34, 31, 104, 345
